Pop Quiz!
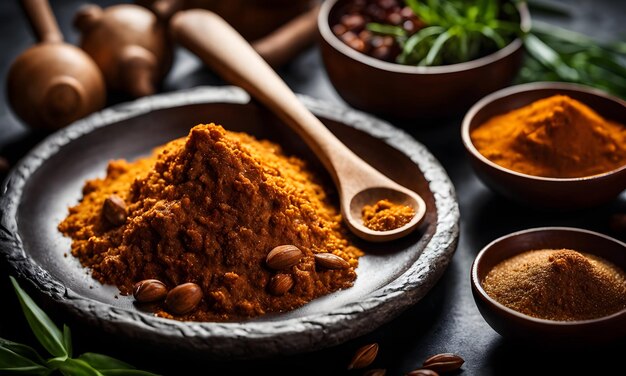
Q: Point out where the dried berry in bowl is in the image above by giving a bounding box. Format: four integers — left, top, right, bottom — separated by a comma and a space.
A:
330, 0, 521, 67
318, 0, 529, 119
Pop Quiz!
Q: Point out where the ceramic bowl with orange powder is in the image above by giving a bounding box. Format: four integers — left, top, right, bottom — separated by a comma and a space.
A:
461, 81, 626, 210
471, 227, 626, 349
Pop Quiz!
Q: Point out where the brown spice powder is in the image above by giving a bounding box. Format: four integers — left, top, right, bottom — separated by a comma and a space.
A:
470, 95, 626, 178
482, 249, 626, 321
361, 199, 415, 231
58, 123, 363, 322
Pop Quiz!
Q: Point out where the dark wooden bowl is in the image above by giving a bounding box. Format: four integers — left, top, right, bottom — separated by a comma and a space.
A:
461, 82, 626, 210
471, 227, 626, 349
317, 0, 529, 120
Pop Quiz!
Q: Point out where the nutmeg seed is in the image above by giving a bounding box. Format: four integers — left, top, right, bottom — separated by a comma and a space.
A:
266, 245, 303, 270
422, 353, 464, 373
102, 194, 127, 226
405, 369, 439, 376
314, 252, 350, 269
269, 273, 294, 296
165, 282, 202, 314
133, 279, 167, 303
347, 343, 379, 370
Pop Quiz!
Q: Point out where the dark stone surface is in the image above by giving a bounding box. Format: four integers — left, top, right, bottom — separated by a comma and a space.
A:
1, 1, 625, 375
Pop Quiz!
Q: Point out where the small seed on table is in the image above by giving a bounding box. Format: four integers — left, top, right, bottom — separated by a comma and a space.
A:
405, 369, 439, 376
363, 368, 387, 376
133, 279, 167, 303
422, 353, 464, 373
348, 343, 379, 370
266, 245, 303, 270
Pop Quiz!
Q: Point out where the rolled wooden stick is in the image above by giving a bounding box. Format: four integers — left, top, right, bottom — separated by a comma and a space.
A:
20, 0, 63, 43
251, 2, 321, 68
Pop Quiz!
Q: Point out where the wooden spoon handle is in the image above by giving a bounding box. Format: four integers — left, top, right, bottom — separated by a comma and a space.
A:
20, 0, 63, 43
170, 9, 355, 180
251, 2, 321, 69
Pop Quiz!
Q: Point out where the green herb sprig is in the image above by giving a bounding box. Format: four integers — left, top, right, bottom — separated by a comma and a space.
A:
1, 276, 161, 376
518, 20, 626, 99
366, 0, 519, 66
364, 0, 626, 99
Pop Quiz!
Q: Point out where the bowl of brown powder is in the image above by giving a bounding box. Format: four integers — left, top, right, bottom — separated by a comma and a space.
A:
471, 227, 626, 348
461, 81, 626, 210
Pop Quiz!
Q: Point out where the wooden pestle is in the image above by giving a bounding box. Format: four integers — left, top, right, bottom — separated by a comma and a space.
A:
143, 0, 320, 69
73, 3, 173, 98
7, 0, 106, 130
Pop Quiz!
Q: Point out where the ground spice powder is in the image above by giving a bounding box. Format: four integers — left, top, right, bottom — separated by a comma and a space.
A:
58, 123, 363, 322
361, 199, 415, 231
470, 95, 626, 178
482, 249, 626, 321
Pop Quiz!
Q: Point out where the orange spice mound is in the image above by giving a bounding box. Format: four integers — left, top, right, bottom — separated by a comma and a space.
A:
58, 123, 363, 322
470, 95, 626, 178
361, 199, 415, 231
482, 249, 626, 321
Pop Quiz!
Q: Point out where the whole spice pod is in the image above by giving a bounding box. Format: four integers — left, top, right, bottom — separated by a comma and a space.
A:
165, 282, 202, 315
266, 245, 303, 270
314, 252, 350, 269
406, 369, 439, 376
132, 279, 167, 303
422, 353, 464, 373
102, 194, 127, 226
268, 273, 294, 296
363, 369, 387, 376
347, 343, 379, 370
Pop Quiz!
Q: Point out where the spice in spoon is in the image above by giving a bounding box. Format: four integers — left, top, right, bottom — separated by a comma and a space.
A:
362, 199, 415, 231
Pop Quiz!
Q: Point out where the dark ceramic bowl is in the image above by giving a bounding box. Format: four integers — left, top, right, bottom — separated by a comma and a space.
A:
471, 227, 626, 348
317, 0, 530, 120
462, 81, 626, 210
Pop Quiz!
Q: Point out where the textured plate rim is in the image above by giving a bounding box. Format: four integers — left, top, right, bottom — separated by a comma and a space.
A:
0, 86, 459, 359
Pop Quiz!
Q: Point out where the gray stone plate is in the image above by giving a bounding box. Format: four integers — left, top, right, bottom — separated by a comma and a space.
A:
0, 86, 459, 360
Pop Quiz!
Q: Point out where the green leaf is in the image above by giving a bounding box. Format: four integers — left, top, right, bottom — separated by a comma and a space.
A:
79, 353, 161, 376
523, 33, 579, 81
9, 277, 68, 358
0, 338, 47, 365
422, 30, 455, 66
78, 353, 133, 370
480, 26, 506, 49
365, 22, 406, 38
100, 370, 162, 376
50, 358, 104, 376
78, 353, 161, 376
63, 325, 72, 358
0, 341, 50, 375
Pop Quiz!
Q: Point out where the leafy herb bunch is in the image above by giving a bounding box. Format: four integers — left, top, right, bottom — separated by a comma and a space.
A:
367, 0, 520, 66
364, 0, 626, 99
0, 276, 160, 376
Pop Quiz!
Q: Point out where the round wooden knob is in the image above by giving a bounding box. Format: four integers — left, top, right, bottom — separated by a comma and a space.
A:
42, 75, 85, 125
74, 3, 172, 98
7, 43, 106, 130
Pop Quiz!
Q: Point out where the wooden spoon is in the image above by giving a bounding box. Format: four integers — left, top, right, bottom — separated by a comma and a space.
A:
7, 0, 106, 130
171, 10, 427, 242
142, 0, 320, 69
